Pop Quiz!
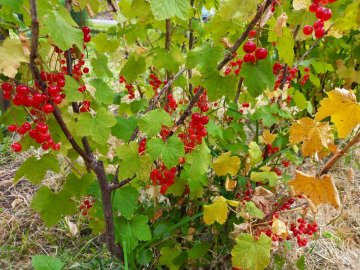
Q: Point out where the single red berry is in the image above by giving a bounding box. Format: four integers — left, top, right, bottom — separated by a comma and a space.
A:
315, 27, 325, 39
255, 48, 268, 60
243, 41, 257, 53
57, 79, 65, 88
11, 142, 22, 152
243, 53, 256, 63
1, 82, 13, 92
83, 67, 89, 74
248, 30, 257, 38
304, 67, 310, 72
8, 125, 17, 132
82, 26, 91, 35
48, 85, 60, 96
83, 34, 91, 43
313, 20, 324, 29
309, 3, 318, 13
42, 104, 54, 114
16, 85, 29, 95
316, 7, 332, 21
303, 25, 313, 35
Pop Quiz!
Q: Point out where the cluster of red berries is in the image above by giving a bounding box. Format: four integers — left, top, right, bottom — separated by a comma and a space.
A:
150, 164, 177, 194
272, 63, 298, 90
82, 26, 91, 43
149, 73, 164, 94
119, 75, 136, 99
263, 144, 280, 157
224, 59, 243, 76
290, 218, 318, 247
178, 112, 209, 153
303, 0, 335, 38
235, 182, 254, 201
300, 67, 311, 86
138, 138, 146, 155
164, 93, 178, 114
270, 0, 280, 13
238, 102, 250, 114
79, 196, 95, 216
194, 86, 210, 112
242, 40, 268, 63
1, 82, 63, 152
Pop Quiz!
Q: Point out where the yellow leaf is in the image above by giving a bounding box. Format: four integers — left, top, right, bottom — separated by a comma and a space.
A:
272, 218, 288, 238
225, 177, 237, 191
203, 196, 228, 225
315, 88, 360, 138
203, 196, 239, 225
292, 0, 311, 10
261, 129, 277, 145
289, 171, 341, 211
0, 38, 29, 78
213, 152, 240, 176
289, 117, 332, 157
336, 63, 360, 87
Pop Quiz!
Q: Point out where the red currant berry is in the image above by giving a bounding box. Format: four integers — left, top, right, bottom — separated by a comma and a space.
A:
303, 25, 313, 35
248, 30, 257, 38
8, 125, 17, 132
11, 142, 22, 152
42, 104, 54, 114
243, 53, 256, 63
1, 82, 13, 92
82, 26, 91, 35
255, 48, 268, 60
83, 34, 91, 43
83, 67, 89, 74
315, 27, 325, 39
313, 20, 324, 29
243, 41, 257, 53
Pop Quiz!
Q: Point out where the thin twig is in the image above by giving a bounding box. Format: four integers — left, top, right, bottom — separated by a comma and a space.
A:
109, 175, 136, 191
234, 77, 244, 104
318, 131, 360, 176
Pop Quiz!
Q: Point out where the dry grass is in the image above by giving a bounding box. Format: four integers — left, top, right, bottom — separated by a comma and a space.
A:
0, 149, 359, 269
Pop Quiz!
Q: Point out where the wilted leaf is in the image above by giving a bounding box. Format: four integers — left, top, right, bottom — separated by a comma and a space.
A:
0, 38, 29, 77
289, 117, 332, 157
289, 170, 341, 211
262, 129, 277, 145
225, 177, 237, 191
272, 218, 288, 238
213, 152, 241, 176
315, 88, 360, 138
293, 0, 311, 11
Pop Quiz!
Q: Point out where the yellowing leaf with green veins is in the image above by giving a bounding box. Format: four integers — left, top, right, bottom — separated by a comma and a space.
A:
293, 0, 311, 10
0, 38, 29, 77
315, 88, 360, 138
203, 196, 239, 225
250, 171, 278, 186
213, 152, 240, 176
289, 171, 341, 211
261, 129, 277, 145
289, 117, 332, 157
245, 201, 264, 219
249, 142, 262, 166
231, 233, 272, 270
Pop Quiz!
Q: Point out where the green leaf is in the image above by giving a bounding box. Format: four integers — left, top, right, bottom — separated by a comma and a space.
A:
147, 136, 185, 167
63, 75, 82, 102
296, 255, 306, 270
187, 242, 211, 259
120, 55, 146, 83
152, 47, 184, 73
32, 255, 64, 270
90, 78, 114, 104
113, 186, 139, 219
231, 233, 272, 270
311, 61, 334, 74
159, 246, 182, 270
217, 0, 261, 22
250, 171, 278, 186
278, 27, 295, 66
42, 11, 83, 51
111, 116, 138, 141
91, 52, 113, 79
0, 0, 24, 12
249, 142, 262, 166
183, 142, 211, 180
31, 186, 77, 226
245, 201, 264, 219
92, 33, 120, 54
149, 0, 191, 20
241, 59, 276, 97
131, 215, 152, 241
14, 154, 60, 184
202, 73, 238, 101
138, 109, 173, 136
289, 88, 308, 110
62, 173, 94, 198
186, 42, 224, 75
76, 107, 116, 144
116, 141, 141, 179
252, 104, 278, 127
